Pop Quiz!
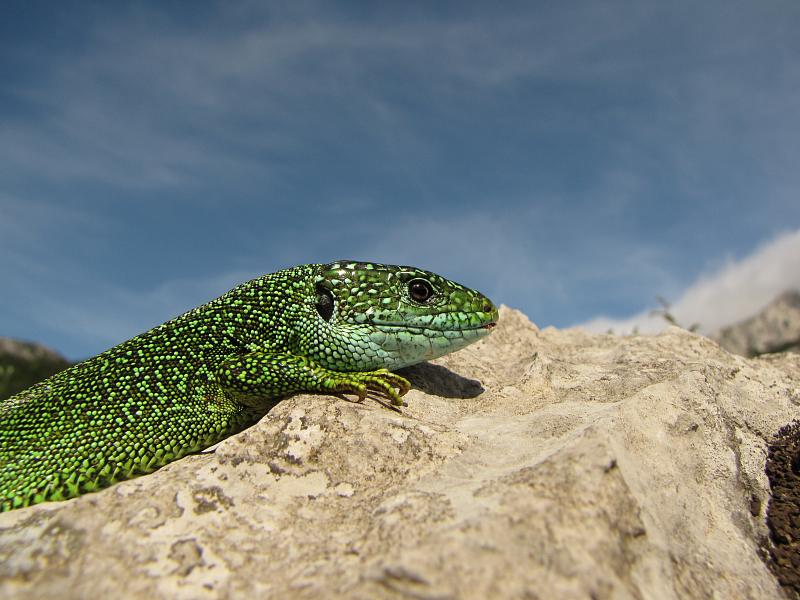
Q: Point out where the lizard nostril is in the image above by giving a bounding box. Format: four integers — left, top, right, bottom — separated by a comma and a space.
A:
483, 303, 492, 313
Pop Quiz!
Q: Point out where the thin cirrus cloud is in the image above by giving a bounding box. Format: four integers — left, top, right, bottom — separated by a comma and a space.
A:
2, 3, 793, 192
0, 2, 799, 359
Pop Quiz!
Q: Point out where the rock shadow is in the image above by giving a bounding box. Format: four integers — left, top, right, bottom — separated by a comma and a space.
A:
397, 362, 485, 399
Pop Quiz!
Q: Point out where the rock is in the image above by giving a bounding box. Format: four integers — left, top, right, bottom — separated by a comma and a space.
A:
1, 306, 799, 599
0, 338, 71, 401
714, 290, 800, 357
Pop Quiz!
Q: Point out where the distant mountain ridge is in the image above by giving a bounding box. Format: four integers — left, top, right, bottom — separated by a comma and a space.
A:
0, 338, 71, 401
713, 290, 800, 358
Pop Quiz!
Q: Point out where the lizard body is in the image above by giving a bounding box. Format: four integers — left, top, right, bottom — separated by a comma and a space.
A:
0, 261, 497, 511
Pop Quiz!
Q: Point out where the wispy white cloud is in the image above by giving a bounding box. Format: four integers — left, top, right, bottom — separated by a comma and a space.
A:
5, 1, 795, 191
0, 194, 108, 247
579, 228, 800, 334
17, 268, 260, 357
1, 2, 799, 359
0, 192, 257, 355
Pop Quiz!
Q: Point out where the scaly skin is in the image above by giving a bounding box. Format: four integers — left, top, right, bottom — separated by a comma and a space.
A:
0, 261, 498, 511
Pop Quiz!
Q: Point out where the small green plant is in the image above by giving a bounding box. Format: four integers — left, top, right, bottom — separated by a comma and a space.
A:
650, 296, 700, 333
0, 365, 16, 400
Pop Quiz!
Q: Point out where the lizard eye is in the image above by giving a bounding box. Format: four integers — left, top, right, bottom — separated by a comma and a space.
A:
315, 284, 334, 321
408, 279, 434, 303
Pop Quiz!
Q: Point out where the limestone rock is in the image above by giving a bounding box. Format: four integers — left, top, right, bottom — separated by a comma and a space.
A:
715, 290, 800, 357
1, 307, 799, 599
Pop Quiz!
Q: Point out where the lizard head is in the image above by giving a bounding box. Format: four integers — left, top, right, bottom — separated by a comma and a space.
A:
305, 261, 498, 371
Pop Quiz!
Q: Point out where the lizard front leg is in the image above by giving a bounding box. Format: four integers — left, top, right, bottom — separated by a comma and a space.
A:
216, 351, 411, 406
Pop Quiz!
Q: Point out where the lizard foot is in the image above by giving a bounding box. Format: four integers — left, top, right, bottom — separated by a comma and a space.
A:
324, 369, 411, 406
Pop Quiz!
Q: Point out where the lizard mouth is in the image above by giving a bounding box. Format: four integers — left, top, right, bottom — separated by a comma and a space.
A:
373, 320, 497, 332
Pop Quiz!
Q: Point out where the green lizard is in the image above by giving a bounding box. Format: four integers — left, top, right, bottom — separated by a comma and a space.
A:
0, 261, 498, 511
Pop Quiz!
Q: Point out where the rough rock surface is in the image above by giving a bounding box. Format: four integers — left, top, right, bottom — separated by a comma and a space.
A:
715, 289, 800, 357
1, 307, 799, 599
0, 337, 71, 401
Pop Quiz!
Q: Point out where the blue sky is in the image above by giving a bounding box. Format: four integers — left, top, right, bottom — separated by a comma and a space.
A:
2, 1, 799, 359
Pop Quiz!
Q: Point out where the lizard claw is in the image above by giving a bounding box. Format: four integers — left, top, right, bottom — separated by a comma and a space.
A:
326, 369, 411, 407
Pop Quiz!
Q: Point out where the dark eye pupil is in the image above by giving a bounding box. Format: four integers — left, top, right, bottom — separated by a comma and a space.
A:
409, 279, 433, 302
315, 285, 334, 321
